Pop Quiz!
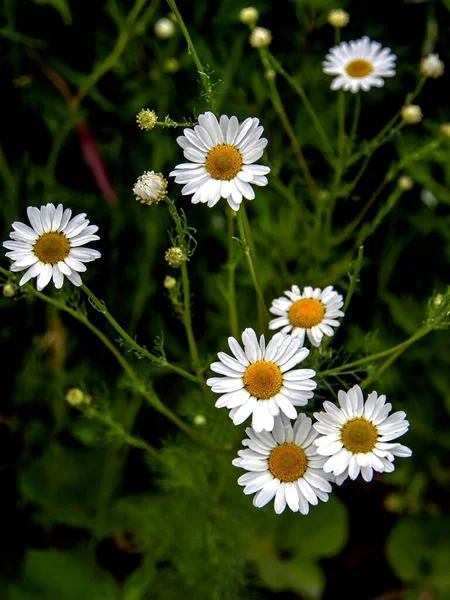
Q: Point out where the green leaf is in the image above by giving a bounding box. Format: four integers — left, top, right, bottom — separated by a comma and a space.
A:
387, 516, 450, 595
33, 0, 72, 25
8, 549, 117, 600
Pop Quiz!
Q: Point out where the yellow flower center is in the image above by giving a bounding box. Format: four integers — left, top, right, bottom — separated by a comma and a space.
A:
345, 59, 374, 78
205, 144, 243, 181
288, 298, 325, 329
269, 443, 308, 482
341, 418, 378, 454
243, 360, 283, 400
33, 232, 71, 265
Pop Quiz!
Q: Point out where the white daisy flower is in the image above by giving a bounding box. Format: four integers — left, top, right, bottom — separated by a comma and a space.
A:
3, 203, 101, 291
323, 36, 396, 93
269, 285, 344, 348
313, 384, 412, 485
169, 111, 270, 211
233, 414, 333, 514
207, 328, 316, 432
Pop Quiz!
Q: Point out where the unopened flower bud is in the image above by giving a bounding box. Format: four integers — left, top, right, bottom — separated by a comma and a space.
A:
239, 7, 259, 25
193, 414, 207, 426
154, 17, 175, 39
163, 58, 180, 74
420, 54, 444, 78
397, 175, 414, 191
3, 283, 16, 297
165, 247, 186, 267
401, 104, 422, 125
133, 171, 167, 205
439, 123, 450, 138
249, 27, 272, 49
265, 69, 276, 80
433, 294, 444, 307
136, 108, 158, 131
328, 9, 350, 28
420, 189, 438, 209
66, 388, 91, 406
164, 275, 177, 290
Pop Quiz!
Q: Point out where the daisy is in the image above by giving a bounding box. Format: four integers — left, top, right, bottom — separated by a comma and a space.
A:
323, 36, 396, 93
207, 328, 316, 432
169, 111, 270, 211
313, 384, 412, 484
233, 414, 333, 514
269, 285, 344, 347
3, 203, 101, 291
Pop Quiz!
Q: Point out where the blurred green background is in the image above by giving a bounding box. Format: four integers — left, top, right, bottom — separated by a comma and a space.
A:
1, 0, 450, 598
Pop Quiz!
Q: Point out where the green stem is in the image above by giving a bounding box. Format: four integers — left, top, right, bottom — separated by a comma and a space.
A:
343, 245, 364, 313
266, 51, 335, 161
349, 93, 361, 148
180, 261, 201, 372
318, 319, 442, 378
260, 49, 316, 191
227, 208, 240, 339
81, 284, 199, 382
165, 0, 216, 111
237, 205, 268, 333
359, 349, 403, 390
337, 91, 345, 158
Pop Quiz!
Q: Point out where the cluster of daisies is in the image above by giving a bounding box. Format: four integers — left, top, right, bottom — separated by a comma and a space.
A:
2, 28, 415, 516
207, 287, 411, 514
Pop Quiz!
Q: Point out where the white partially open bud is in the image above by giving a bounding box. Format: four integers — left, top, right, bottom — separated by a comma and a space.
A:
133, 171, 167, 205
401, 105, 422, 125
249, 27, 272, 49
328, 9, 350, 28
420, 54, 444, 78
154, 18, 175, 39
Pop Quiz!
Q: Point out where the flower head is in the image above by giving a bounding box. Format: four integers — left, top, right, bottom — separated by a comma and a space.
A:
136, 109, 158, 131
3, 204, 101, 291
165, 247, 185, 267
420, 53, 444, 78
327, 9, 349, 28
249, 27, 272, 49
154, 17, 175, 39
269, 285, 344, 347
133, 171, 167, 204
314, 385, 412, 484
169, 112, 270, 211
233, 414, 332, 513
207, 328, 316, 432
323, 36, 396, 93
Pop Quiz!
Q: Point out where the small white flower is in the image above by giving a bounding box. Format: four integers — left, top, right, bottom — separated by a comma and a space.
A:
207, 328, 316, 433
249, 27, 272, 49
420, 53, 444, 78
323, 36, 396, 93
269, 285, 344, 348
3, 203, 101, 291
233, 414, 333, 514
170, 111, 270, 211
154, 17, 175, 39
133, 171, 167, 204
314, 384, 412, 485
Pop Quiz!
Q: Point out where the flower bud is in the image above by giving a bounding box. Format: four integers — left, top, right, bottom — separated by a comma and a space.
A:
239, 7, 259, 25
66, 388, 91, 406
420, 54, 444, 78
328, 9, 350, 28
193, 414, 207, 426
133, 171, 167, 205
136, 109, 158, 131
439, 123, 450, 138
163, 58, 180, 74
249, 27, 272, 49
2, 283, 16, 297
420, 189, 438, 209
154, 17, 175, 39
401, 104, 422, 125
164, 275, 177, 290
165, 247, 186, 267
397, 175, 414, 191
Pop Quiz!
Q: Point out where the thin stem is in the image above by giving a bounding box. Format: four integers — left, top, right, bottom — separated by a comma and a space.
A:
359, 349, 403, 390
266, 51, 335, 161
237, 205, 269, 333
259, 49, 317, 191
81, 284, 199, 382
349, 93, 361, 148
337, 91, 346, 158
227, 208, 240, 339
343, 245, 364, 313
165, 0, 216, 111
180, 261, 201, 372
